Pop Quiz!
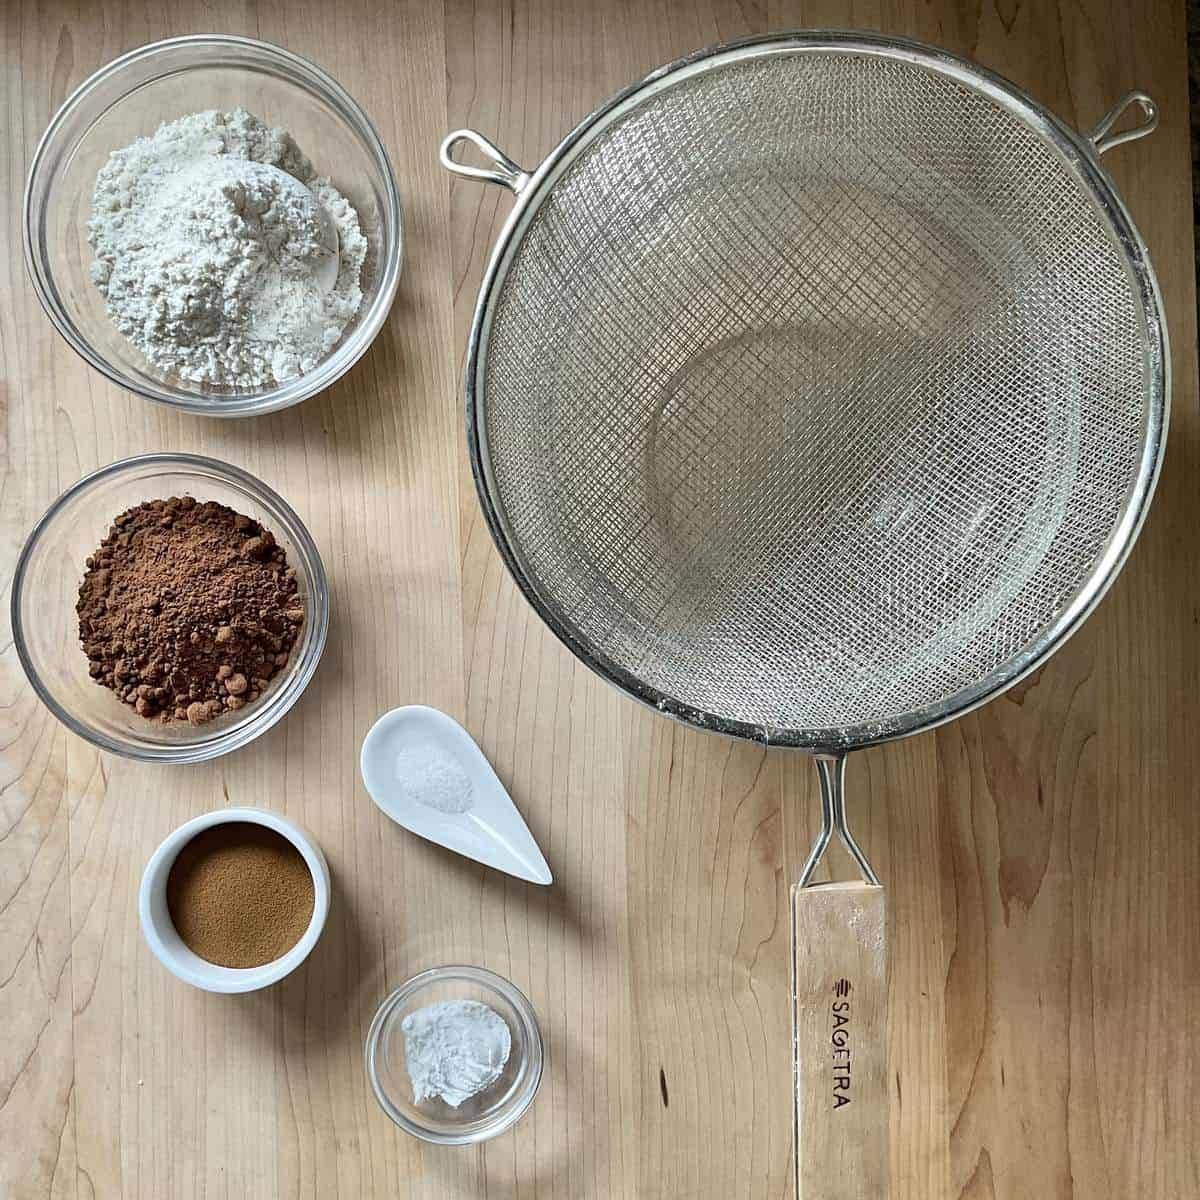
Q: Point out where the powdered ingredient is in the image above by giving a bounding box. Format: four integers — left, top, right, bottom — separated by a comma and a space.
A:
77, 497, 303, 724
166, 822, 315, 968
393, 745, 474, 814
401, 1000, 512, 1107
89, 107, 367, 388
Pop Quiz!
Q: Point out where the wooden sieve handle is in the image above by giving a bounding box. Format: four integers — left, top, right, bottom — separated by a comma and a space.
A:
792, 880, 888, 1199
792, 753, 888, 1200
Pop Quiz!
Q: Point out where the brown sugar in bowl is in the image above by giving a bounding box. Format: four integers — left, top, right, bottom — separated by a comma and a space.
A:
140, 807, 330, 992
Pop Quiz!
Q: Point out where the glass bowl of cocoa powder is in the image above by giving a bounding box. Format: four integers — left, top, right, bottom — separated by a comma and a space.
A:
12, 453, 329, 762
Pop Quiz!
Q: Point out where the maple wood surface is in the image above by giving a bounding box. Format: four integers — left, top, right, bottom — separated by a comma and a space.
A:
2, 1, 1197, 1197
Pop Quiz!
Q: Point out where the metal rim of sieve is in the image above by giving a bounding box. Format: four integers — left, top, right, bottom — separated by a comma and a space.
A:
452, 30, 1169, 751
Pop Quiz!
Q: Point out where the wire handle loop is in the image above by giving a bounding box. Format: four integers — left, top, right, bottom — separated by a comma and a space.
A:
440, 128, 532, 194
797, 754, 881, 888
1088, 91, 1158, 157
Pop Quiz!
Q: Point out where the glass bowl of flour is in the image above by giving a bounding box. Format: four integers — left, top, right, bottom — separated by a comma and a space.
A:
366, 965, 544, 1144
23, 35, 401, 416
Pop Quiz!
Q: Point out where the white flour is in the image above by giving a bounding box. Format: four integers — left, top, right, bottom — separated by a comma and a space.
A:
401, 1000, 511, 1107
393, 745, 474, 814
89, 107, 366, 388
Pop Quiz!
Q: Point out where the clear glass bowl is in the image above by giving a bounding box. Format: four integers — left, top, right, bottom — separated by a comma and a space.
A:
23, 35, 402, 417
12, 453, 329, 762
366, 966, 544, 1144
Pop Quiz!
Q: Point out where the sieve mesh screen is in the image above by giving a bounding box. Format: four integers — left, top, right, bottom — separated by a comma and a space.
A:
476, 47, 1158, 738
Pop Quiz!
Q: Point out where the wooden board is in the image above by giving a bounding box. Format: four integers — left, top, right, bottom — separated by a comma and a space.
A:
2, 1, 1197, 1197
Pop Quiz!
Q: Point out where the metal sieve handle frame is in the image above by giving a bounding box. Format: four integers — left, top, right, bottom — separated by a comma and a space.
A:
439, 92, 1159, 195
797, 754, 880, 888
441, 129, 532, 194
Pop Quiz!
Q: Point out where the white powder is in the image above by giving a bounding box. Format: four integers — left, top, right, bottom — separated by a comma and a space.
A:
88, 107, 367, 388
393, 745, 474, 814
401, 1000, 511, 1107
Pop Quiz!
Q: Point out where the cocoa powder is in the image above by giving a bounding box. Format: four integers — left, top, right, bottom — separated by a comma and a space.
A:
166, 822, 315, 968
77, 497, 304, 724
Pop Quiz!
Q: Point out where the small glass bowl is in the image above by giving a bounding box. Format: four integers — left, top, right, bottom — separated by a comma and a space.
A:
11, 453, 329, 762
366, 966, 544, 1144
23, 35, 402, 417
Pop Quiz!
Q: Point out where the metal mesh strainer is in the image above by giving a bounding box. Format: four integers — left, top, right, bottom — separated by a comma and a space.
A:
444, 31, 1167, 1197
445, 33, 1166, 752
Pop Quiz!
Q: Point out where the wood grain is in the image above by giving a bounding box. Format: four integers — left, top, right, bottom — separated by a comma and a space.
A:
2, 1, 1198, 1197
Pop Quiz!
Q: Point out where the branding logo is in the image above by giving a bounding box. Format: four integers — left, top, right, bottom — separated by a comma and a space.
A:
832, 979, 851, 1108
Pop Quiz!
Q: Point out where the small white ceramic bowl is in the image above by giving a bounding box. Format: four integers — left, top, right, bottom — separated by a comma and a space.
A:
139, 806, 330, 992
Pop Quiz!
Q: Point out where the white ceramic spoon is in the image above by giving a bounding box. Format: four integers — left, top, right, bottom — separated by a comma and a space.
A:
360, 705, 552, 885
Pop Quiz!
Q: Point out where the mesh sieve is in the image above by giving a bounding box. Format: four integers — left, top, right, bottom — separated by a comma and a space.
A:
447, 33, 1167, 750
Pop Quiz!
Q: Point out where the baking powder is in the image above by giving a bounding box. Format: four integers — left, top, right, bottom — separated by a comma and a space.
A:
401, 1000, 511, 1107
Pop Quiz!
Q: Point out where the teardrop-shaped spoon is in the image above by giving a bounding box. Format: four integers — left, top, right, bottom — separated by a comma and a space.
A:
360, 706, 552, 885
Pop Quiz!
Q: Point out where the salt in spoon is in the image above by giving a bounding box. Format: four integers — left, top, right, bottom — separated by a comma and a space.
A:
360, 705, 552, 885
